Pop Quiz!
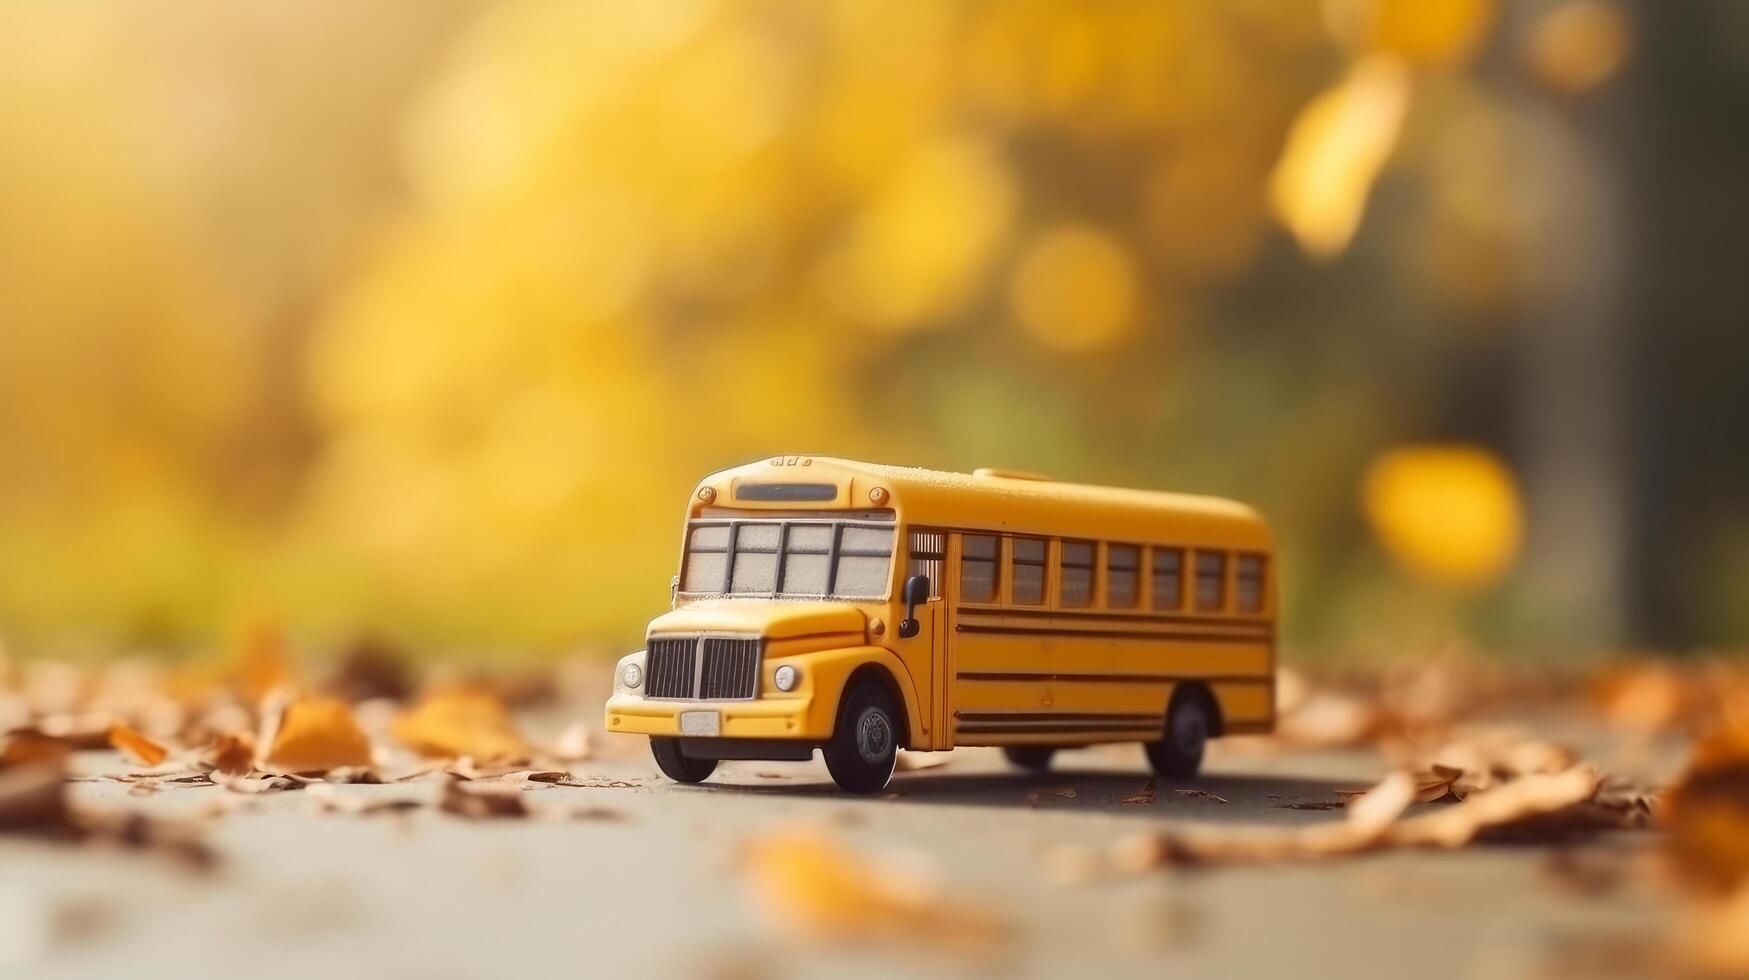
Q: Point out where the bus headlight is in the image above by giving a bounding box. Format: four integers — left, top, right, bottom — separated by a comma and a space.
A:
773, 664, 800, 692
620, 662, 643, 690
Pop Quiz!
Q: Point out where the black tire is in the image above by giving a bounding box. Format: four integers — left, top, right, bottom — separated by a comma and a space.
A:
650, 737, 717, 784
822, 679, 901, 794
1003, 746, 1058, 772
1145, 688, 1215, 778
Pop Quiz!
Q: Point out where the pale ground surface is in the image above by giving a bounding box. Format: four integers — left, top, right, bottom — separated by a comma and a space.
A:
3, 709, 1684, 980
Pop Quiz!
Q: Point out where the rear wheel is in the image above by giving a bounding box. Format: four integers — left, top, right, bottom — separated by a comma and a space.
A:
1145, 689, 1215, 778
822, 680, 900, 794
1003, 746, 1058, 772
650, 737, 717, 784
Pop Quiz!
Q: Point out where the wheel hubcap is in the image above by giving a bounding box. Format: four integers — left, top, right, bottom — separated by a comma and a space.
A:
856, 709, 893, 763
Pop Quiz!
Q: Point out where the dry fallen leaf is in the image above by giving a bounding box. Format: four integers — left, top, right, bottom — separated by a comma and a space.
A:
107, 723, 168, 768
1663, 722, 1749, 896
1112, 767, 1624, 869
739, 826, 1007, 951
393, 688, 531, 763
264, 697, 373, 773
1386, 767, 1601, 848
1173, 788, 1230, 804
440, 777, 528, 820
1, 729, 74, 770
1412, 764, 1467, 803
1025, 788, 1078, 807
202, 731, 256, 776
0, 760, 72, 835
1121, 779, 1158, 805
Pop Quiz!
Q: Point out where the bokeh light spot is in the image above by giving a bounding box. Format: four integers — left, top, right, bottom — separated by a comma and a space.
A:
1362, 445, 1524, 589
1008, 226, 1137, 353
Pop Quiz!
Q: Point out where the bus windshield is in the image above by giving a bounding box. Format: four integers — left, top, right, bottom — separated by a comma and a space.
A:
679, 518, 894, 599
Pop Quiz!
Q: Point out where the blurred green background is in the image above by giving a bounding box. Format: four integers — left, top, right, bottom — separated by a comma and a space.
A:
0, 0, 1743, 660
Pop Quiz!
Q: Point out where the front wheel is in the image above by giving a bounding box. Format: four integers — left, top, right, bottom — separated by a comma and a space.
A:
651, 737, 717, 784
1144, 689, 1214, 778
822, 680, 900, 794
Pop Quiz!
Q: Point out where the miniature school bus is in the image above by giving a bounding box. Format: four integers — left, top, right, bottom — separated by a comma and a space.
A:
605, 457, 1276, 793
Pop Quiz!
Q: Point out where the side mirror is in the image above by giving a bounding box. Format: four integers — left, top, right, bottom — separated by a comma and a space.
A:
898, 574, 930, 639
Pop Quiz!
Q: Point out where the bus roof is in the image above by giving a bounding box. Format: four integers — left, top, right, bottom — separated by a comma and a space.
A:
698, 457, 1272, 551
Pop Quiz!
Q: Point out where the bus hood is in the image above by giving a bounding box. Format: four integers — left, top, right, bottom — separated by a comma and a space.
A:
647, 599, 866, 643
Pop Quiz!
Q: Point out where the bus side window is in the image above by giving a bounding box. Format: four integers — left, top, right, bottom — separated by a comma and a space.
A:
1107, 544, 1139, 608
960, 534, 999, 603
1195, 550, 1228, 612
1236, 553, 1267, 614
1060, 540, 1094, 607
1151, 547, 1184, 610
1011, 537, 1046, 605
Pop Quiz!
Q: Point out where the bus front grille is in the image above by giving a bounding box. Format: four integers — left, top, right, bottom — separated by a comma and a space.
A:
645, 634, 761, 700
699, 637, 760, 699
646, 637, 697, 699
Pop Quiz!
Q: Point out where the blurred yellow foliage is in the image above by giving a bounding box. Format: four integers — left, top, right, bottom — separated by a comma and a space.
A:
1269, 56, 1411, 259
0, 0, 1631, 653
1009, 226, 1137, 352
1522, 1, 1634, 95
1328, 0, 1496, 68
1362, 446, 1524, 589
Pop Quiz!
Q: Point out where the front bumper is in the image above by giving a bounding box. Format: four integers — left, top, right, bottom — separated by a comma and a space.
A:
604, 693, 822, 740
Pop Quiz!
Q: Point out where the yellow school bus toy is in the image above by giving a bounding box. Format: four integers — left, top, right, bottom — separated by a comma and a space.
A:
605, 456, 1276, 793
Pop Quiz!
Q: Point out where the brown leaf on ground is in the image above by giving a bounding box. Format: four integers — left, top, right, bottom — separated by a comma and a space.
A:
1116, 773, 1416, 868
0, 760, 73, 835
392, 688, 531, 763
1173, 788, 1231, 804
1412, 764, 1468, 803
1, 729, 74, 770
440, 776, 528, 819
202, 732, 256, 776
1025, 788, 1078, 807
895, 751, 951, 771
1663, 721, 1749, 896
214, 773, 305, 794
1590, 662, 1691, 736
107, 723, 168, 767
739, 826, 1008, 952
1121, 778, 1158, 805
1115, 767, 1622, 869
83, 811, 217, 871
1, 756, 215, 867
1386, 767, 1603, 848
1275, 800, 1347, 811
263, 697, 373, 773
1408, 728, 1580, 794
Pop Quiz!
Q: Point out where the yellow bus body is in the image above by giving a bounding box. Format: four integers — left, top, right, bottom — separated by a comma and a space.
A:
605, 456, 1275, 756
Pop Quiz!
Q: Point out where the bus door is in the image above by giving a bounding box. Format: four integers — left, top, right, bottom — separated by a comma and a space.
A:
900, 529, 948, 749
